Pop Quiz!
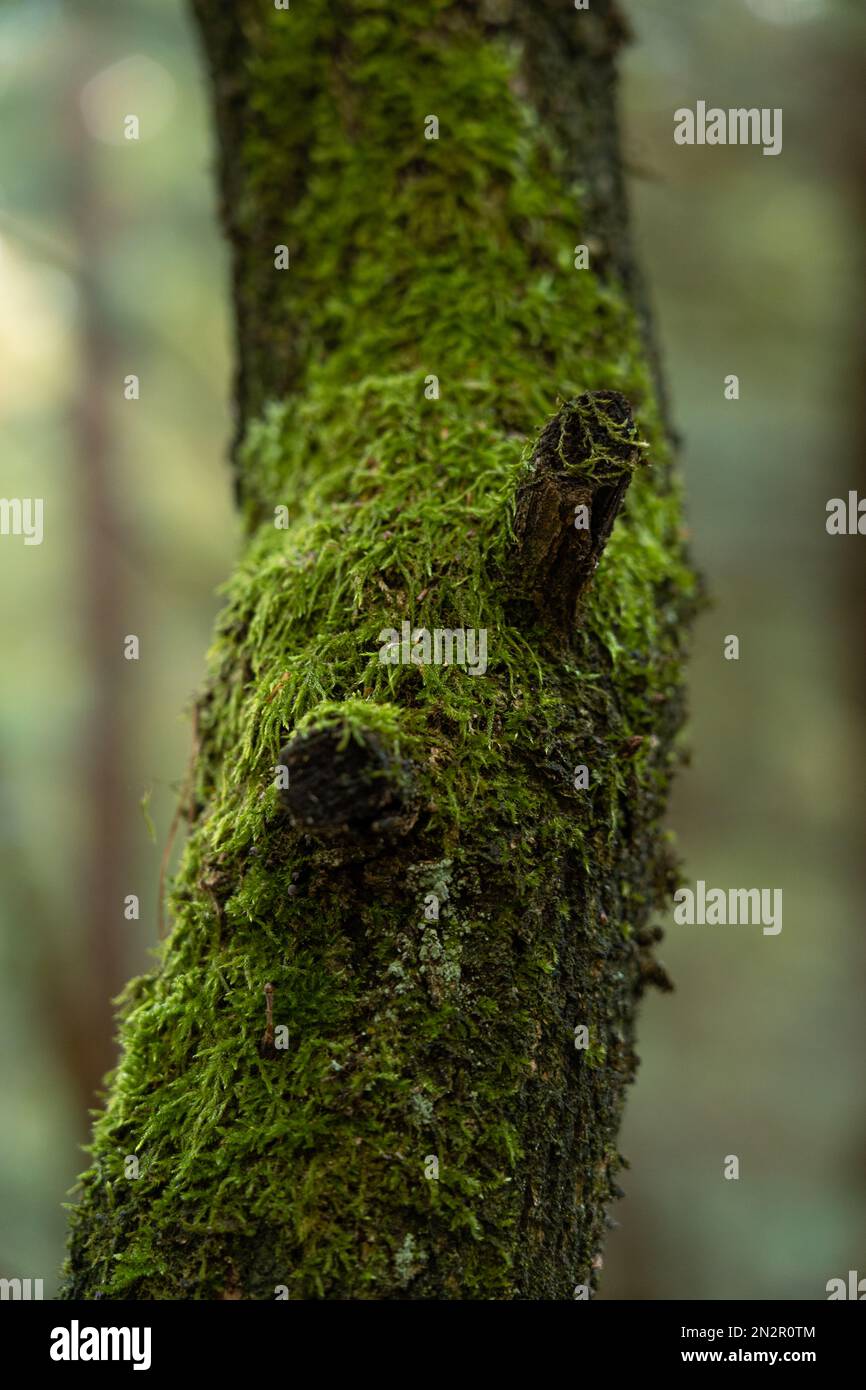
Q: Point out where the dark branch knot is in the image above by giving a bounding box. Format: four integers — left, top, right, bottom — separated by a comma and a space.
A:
511, 390, 646, 634
277, 724, 418, 845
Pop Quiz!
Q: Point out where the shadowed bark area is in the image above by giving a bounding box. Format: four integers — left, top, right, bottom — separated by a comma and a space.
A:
277, 724, 419, 842
62, 0, 695, 1300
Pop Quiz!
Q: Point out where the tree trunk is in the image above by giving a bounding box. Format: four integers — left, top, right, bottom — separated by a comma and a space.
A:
62, 0, 695, 1300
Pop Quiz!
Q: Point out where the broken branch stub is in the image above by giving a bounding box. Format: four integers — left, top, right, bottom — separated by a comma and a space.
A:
277, 725, 418, 845
512, 390, 645, 635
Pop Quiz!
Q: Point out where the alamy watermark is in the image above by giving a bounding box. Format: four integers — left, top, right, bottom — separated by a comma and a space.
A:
0, 497, 43, 545
378, 621, 488, 676
826, 492, 866, 534
0, 1276, 43, 1299
674, 881, 782, 936
674, 103, 782, 157
50, 1321, 151, 1371
826, 1270, 866, 1300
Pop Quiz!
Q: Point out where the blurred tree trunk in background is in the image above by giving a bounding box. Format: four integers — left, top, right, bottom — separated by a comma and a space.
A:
40, 46, 131, 1126
63, 0, 694, 1299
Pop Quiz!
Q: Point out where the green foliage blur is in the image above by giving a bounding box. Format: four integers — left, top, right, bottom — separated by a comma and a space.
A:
0, 0, 862, 1298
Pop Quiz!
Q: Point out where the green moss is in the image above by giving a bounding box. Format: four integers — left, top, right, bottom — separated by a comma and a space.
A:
62, 0, 696, 1300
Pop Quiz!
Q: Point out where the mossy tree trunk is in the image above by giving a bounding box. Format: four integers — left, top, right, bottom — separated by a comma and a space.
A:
63, 0, 694, 1300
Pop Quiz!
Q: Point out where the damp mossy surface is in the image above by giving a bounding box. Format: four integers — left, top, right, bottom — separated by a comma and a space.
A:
63, 0, 696, 1300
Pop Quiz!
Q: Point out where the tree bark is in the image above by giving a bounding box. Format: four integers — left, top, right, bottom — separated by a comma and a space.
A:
62, 0, 695, 1300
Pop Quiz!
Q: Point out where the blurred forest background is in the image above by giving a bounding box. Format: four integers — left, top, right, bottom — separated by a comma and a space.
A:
0, 0, 862, 1298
